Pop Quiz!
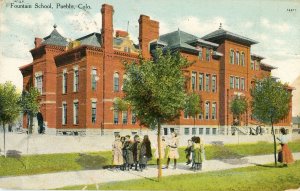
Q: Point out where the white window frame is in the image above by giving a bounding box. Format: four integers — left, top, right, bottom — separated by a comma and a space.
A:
73, 101, 79, 125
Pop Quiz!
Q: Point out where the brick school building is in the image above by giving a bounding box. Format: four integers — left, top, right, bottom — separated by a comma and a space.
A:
19, 4, 293, 136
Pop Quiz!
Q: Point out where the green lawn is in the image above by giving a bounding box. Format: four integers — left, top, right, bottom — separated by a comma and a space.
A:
1, 140, 299, 177
60, 162, 300, 191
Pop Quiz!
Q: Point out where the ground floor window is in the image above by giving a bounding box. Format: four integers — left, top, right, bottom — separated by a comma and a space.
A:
164, 128, 168, 135
212, 128, 217, 135
184, 128, 190, 135
206, 128, 210, 135
192, 128, 196, 135
199, 128, 204, 135
113, 110, 118, 124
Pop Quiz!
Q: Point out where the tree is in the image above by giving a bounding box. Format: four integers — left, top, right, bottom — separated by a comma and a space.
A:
0, 82, 21, 157
20, 87, 40, 134
123, 49, 191, 180
251, 77, 291, 166
113, 97, 130, 127
184, 92, 202, 128
230, 96, 248, 126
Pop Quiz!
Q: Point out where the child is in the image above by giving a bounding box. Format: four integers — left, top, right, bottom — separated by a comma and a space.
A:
191, 136, 202, 171
184, 138, 193, 165
123, 135, 134, 171
132, 135, 140, 171
138, 135, 152, 171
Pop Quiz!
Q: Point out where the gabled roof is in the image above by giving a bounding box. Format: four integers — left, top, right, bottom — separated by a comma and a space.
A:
42, 25, 68, 47
76, 32, 101, 47
202, 27, 258, 46
260, 62, 277, 70
251, 53, 265, 60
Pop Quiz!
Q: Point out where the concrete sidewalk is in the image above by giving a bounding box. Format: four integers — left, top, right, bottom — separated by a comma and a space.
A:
0, 153, 299, 190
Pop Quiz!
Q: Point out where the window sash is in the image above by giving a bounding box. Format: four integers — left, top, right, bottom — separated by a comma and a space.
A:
73, 102, 79, 124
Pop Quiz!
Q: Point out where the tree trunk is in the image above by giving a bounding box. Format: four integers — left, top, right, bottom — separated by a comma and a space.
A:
271, 119, 277, 166
3, 123, 6, 158
157, 119, 162, 181
29, 114, 33, 134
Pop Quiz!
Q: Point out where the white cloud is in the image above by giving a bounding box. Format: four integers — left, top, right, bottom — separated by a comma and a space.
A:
65, 11, 101, 34
174, 16, 227, 37
260, 18, 291, 33
0, 54, 31, 90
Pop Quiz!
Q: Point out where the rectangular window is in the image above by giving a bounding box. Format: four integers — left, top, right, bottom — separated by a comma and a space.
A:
192, 72, 197, 91
230, 50, 234, 64
74, 69, 79, 92
251, 60, 255, 70
92, 102, 96, 124
91, 69, 97, 91
255, 61, 260, 71
114, 110, 118, 124
212, 75, 217, 92
205, 102, 210, 120
122, 111, 128, 124
230, 76, 234, 89
184, 111, 189, 119
212, 102, 217, 120
212, 128, 217, 135
62, 71, 67, 94
192, 128, 196, 135
62, 103, 67, 125
114, 73, 119, 92
199, 128, 204, 135
235, 77, 240, 89
35, 75, 43, 94
205, 74, 210, 92
73, 102, 79, 125
199, 73, 204, 90
132, 111, 136, 124
198, 113, 203, 120
241, 78, 245, 91
198, 47, 203, 60
206, 128, 210, 135
184, 128, 190, 135
206, 49, 211, 61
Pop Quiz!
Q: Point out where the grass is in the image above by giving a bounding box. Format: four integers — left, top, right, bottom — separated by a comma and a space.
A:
0, 140, 299, 177
60, 161, 300, 191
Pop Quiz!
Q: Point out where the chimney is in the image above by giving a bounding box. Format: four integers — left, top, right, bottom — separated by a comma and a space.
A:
138, 15, 159, 59
101, 4, 114, 52
34, 37, 42, 48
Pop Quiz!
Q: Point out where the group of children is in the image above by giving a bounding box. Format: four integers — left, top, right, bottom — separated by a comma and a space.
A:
112, 132, 205, 171
112, 134, 152, 171
184, 136, 205, 171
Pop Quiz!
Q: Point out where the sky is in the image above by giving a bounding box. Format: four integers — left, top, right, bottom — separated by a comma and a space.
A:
0, 0, 299, 90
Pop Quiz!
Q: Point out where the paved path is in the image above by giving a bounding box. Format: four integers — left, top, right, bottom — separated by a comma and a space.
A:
0, 153, 300, 190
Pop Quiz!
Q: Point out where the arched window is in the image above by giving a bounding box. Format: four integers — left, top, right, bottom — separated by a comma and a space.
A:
236, 51, 240, 65
241, 52, 245, 66
113, 72, 119, 92
230, 49, 235, 64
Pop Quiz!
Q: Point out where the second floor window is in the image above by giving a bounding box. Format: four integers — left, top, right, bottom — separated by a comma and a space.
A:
132, 111, 136, 124
230, 76, 234, 89
192, 72, 197, 91
198, 47, 203, 60
122, 111, 128, 124
205, 74, 210, 92
35, 75, 43, 94
255, 60, 260, 71
212, 102, 217, 120
114, 110, 118, 124
113, 73, 119, 92
205, 101, 210, 120
74, 70, 79, 92
251, 60, 255, 70
212, 75, 217, 92
62, 71, 67, 94
91, 69, 97, 91
199, 73, 204, 90
235, 77, 240, 89
241, 78, 245, 91
230, 49, 234, 64
92, 102, 96, 124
